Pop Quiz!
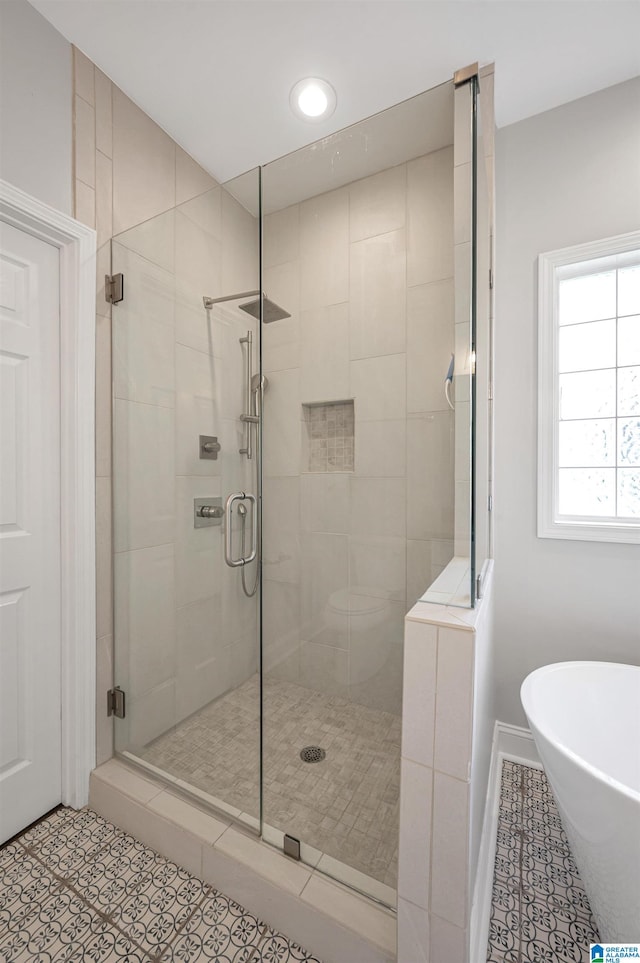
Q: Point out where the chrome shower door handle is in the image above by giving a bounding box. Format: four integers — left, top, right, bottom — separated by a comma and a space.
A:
224, 492, 257, 567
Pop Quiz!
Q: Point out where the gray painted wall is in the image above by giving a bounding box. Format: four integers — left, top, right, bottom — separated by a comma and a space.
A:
0, 0, 72, 213
494, 76, 640, 727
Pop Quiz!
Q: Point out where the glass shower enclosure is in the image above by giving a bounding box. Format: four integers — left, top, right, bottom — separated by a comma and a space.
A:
110, 72, 487, 906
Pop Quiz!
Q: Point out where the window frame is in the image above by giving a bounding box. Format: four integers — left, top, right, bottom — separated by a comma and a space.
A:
538, 230, 640, 544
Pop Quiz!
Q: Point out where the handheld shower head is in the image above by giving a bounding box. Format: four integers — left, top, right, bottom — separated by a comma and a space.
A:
251, 373, 268, 394
445, 354, 455, 410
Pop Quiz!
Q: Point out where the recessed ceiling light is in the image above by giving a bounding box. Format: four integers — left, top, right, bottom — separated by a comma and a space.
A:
290, 78, 337, 123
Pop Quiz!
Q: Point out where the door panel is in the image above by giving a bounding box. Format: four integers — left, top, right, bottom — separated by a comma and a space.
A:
110, 172, 262, 828
0, 222, 61, 842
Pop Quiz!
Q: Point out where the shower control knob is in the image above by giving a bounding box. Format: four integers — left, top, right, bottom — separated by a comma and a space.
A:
199, 434, 221, 460
197, 505, 224, 519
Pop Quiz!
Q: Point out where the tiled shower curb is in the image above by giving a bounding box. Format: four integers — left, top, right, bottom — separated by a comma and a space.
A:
89, 759, 396, 963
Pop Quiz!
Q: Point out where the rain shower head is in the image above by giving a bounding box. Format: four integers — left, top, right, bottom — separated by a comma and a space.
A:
202, 291, 290, 323
239, 297, 291, 324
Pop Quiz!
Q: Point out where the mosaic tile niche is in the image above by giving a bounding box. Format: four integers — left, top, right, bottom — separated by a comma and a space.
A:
303, 401, 355, 472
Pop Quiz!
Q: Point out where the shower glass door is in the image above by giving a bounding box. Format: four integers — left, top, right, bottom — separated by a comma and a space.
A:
260, 81, 462, 903
111, 168, 263, 827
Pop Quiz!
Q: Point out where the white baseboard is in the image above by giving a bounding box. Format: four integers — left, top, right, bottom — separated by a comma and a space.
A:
494, 721, 540, 766
469, 721, 541, 962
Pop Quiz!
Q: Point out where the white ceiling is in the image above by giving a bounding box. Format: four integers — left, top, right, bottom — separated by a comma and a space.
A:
31, 0, 640, 184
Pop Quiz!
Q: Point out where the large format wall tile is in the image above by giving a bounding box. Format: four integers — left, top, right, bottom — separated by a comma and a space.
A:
349, 229, 407, 360
401, 619, 437, 768
262, 476, 301, 585
263, 368, 302, 477
264, 203, 300, 268
94, 68, 112, 158
434, 627, 474, 781
174, 475, 222, 608
350, 353, 407, 422
112, 87, 176, 235
74, 94, 95, 188
349, 598, 405, 711
176, 145, 218, 205
300, 532, 349, 648
176, 207, 221, 293
350, 477, 406, 538
221, 189, 259, 296
176, 595, 226, 718
299, 303, 350, 403
262, 579, 301, 680
407, 410, 455, 540
398, 759, 432, 910
113, 400, 175, 553
73, 48, 94, 106
397, 898, 430, 963
430, 771, 469, 928
262, 260, 301, 373
112, 248, 175, 409
300, 188, 349, 309
354, 419, 406, 477
95, 475, 113, 642
114, 543, 176, 698
95, 149, 112, 249
349, 164, 406, 242
95, 313, 112, 478
407, 278, 455, 414
175, 343, 223, 476
300, 472, 350, 535
407, 147, 454, 286
406, 538, 454, 604
349, 535, 406, 601
116, 208, 175, 273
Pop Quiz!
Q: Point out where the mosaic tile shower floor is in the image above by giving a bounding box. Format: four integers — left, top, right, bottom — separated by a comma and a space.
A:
0, 807, 322, 963
140, 675, 401, 888
486, 760, 600, 963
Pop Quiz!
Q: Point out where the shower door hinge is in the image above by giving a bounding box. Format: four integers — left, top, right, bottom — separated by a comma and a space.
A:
107, 686, 126, 719
489, 268, 494, 290
488, 494, 493, 512
105, 273, 124, 304
476, 573, 483, 600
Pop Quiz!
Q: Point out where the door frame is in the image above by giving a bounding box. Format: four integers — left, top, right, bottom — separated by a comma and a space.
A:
0, 179, 96, 809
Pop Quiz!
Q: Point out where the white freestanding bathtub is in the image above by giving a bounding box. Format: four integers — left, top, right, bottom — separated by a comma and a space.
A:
521, 661, 640, 942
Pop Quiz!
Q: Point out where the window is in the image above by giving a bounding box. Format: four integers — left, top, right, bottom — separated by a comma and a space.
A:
538, 232, 640, 543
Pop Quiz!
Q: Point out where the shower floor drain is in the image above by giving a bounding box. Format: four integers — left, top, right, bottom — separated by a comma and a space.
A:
300, 746, 326, 764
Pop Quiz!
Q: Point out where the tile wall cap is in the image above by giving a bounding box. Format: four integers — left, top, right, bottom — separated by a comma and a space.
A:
406, 601, 477, 632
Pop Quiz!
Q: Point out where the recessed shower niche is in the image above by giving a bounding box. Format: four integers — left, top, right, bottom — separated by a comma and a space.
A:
302, 400, 355, 472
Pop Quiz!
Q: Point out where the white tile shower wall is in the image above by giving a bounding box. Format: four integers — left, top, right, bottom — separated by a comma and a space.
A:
262, 147, 455, 711
72, 47, 259, 759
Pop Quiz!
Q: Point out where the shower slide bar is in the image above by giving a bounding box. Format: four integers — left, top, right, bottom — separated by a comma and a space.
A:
224, 492, 257, 567
239, 330, 253, 458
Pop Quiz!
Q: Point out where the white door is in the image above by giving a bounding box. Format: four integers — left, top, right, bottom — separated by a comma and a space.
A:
0, 220, 62, 842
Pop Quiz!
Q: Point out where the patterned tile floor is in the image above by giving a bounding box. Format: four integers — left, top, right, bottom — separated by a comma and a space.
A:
0, 807, 322, 962
140, 675, 401, 888
486, 760, 600, 963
